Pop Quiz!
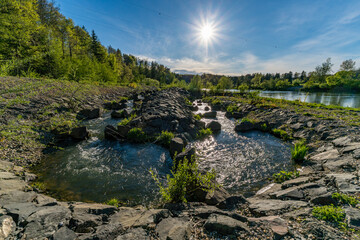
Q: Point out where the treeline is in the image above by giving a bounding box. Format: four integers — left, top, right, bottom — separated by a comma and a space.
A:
0, 0, 180, 86
181, 58, 360, 92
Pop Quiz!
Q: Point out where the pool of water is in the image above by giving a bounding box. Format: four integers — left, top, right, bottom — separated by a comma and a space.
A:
35, 102, 292, 205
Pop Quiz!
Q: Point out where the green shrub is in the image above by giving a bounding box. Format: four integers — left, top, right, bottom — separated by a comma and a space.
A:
273, 170, 300, 183
332, 192, 359, 207
193, 114, 202, 120
184, 97, 192, 106
226, 104, 238, 113
158, 131, 174, 147
291, 140, 308, 162
127, 128, 147, 143
150, 156, 217, 203
312, 205, 345, 223
260, 123, 268, 131
272, 128, 292, 140
197, 128, 213, 139
118, 113, 137, 126
105, 198, 122, 207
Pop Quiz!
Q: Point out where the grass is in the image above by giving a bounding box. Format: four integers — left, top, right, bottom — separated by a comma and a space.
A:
117, 113, 137, 126
127, 127, 147, 143
272, 128, 292, 140
291, 140, 308, 163
105, 198, 123, 207
197, 128, 213, 139
312, 205, 348, 230
157, 131, 175, 147
332, 192, 359, 207
226, 104, 238, 113
273, 170, 300, 183
150, 155, 218, 203
240, 117, 257, 124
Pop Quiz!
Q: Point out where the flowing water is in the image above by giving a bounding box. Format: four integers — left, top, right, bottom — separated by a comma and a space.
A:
35, 101, 292, 205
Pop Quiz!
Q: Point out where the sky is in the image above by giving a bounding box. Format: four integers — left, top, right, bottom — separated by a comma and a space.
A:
57, 0, 360, 75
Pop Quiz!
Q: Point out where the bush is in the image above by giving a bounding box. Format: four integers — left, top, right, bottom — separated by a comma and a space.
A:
127, 128, 146, 143
272, 128, 292, 140
240, 117, 256, 124
150, 156, 217, 203
118, 113, 137, 126
157, 131, 174, 147
105, 198, 122, 207
197, 128, 213, 139
260, 123, 268, 131
273, 170, 300, 183
332, 192, 359, 207
193, 114, 202, 120
312, 205, 345, 223
226, 104, 238, 113
291, 140, 308, 162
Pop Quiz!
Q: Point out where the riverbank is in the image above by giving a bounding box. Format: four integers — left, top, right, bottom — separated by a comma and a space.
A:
1, 77, 359, 239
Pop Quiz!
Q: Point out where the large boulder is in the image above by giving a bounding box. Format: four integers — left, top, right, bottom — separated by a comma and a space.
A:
77, 108, 101, 120
206, 121, 221, 133
204, 214, 249, 235
234, 121, 256, 132
155, 217, 191, 240
104, 125, 121, 140
202, 111, 217, 118
169, 138, 184, 157
70, 126, 89, 140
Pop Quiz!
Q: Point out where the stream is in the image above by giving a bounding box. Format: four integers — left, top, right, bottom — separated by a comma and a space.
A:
35, 101, 292, 205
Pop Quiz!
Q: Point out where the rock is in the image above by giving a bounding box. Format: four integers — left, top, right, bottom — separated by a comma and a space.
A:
204, 214, 249, 235
0, 191, 36, 206
205, 187, 230, 205
216, 195, 248, 210
110, 207, 169, 229
111, 110, 124, 118
342, 142, 360, 154
234, 121, 256, 132
290, 123, 304, 131
270, 187, 304, 200
332, 136, 352, 147
204, 106, 210, 111
169, 137, 184, 157
202, 111, 217, 118
116, 228, 149, 240
310, 193, 337, 205
156, 217, 191, 240
249, 216, 288, 240
191, 105, 198, 111
104, 101, 126, 110
53, 227, 77, 240
248, 199, 307, 216
70, 126, 89, 140
310, 149, 339, 162
205, 121, 221, 133
281, 177, 310, 189
24, 172, 37, 182
90, 222, 124, 240
0, 172, 17, 180
353, 149, 360, 159
104, 125, 121, 140
305, 221, 345, 239
345, 207, 360, 227
0, 161, 13, 171
77, 108, 101, 120
174, 147, 196, 165
323, 157, 354, 171
0, 179, 27, 195
0, 215, 15, 239
117, 125, 130, 138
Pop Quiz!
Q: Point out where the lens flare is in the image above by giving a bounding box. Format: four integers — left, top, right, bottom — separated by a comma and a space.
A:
200, 23, 214, 42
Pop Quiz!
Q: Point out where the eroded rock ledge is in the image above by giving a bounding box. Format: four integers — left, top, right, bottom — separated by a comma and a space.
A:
1, 89, 360, 239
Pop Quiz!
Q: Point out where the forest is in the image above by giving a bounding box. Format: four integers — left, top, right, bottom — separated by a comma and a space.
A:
1, 0, 360, 92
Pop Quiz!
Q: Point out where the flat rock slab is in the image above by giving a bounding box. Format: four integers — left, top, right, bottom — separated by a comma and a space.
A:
342, 142, 360, 153
0, 179, 27, 194
110, 207, 169, 228
248, 199, 308, 216
332, 136, 352, 147
345, 207, 360, 227
0, 172, 18, 180
0, 190, 36, 206
156, 217, 191, 240
204, 214, 249, 235
310, 149, 339, 162
0, 161, 14, 171
323, 157, 354, 171
281, 177, 310, 189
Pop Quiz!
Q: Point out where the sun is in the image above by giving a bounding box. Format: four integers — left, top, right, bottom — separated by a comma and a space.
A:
200, 24, 214, 42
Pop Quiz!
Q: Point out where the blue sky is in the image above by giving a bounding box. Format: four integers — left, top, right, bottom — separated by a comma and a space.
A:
57, 0, 360, 75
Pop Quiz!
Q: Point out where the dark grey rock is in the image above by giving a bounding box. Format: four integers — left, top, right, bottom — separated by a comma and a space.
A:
205, 187, 230, 205
77, 108, 101, 120
169, 137, 184, 157
70, 126, 89, 140
116, 228, 149, 240
205, 121, 221, 133
204, 106, 210, 111
332, 136, 351, 147
174, 147, 196, 164
310, 193, 337, 205
248, 199, 307, 216
345, 207, 360, 227
234, 121, 256, 132
204, 214, 249, 235
104, 125, 121, 140
202, 111, 217, 118
216, 195, 248, 210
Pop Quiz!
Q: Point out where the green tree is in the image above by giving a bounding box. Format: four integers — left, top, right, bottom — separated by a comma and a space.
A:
340, 59, 356, 71
217, 76, 233, 89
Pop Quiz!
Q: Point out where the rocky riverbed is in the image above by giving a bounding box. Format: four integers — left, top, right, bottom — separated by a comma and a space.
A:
1, 81, 360, 239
